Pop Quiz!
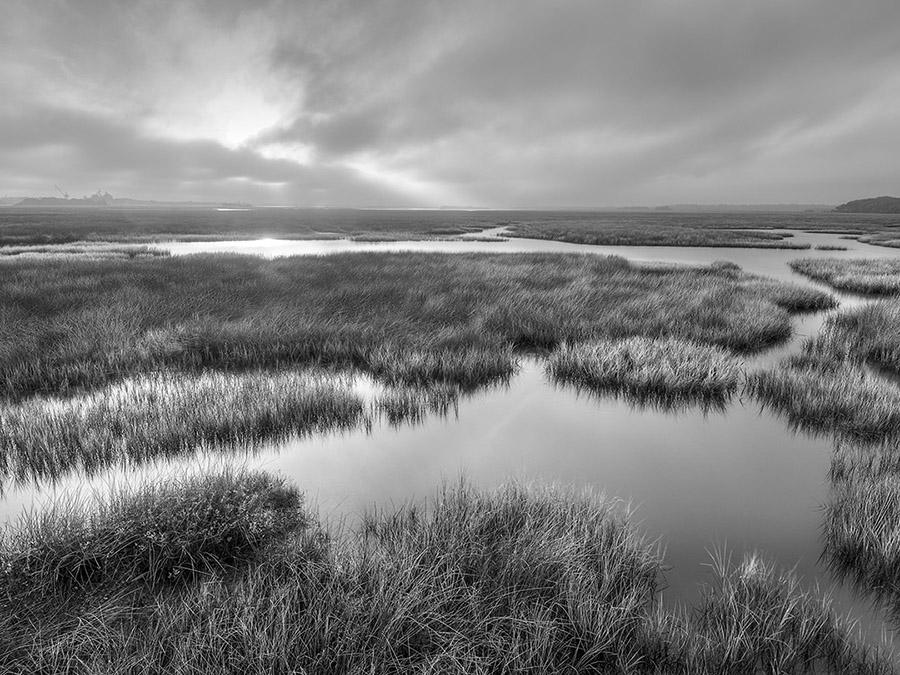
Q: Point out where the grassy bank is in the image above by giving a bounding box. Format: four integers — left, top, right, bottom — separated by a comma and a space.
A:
748, 301, 900, 440
791, 258, 900, 294
547, 337, 742, 405
823, 441, 900, 611
0, 252, 830, 400
0, 370, 370, 486
0, 475, 888, 673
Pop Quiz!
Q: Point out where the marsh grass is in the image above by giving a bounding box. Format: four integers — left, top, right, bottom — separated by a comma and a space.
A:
0, 469, 304, 595
748, 302, 900, 440
374, 383, 460, 426
671, 551, 888, 673
0, 477, 889, 673
0, 369, 368, 486
509, 221, 812, 248
0, 252, 829, 400
826, 473, 900, 602
823, 441, 900, 612
791, 258, 900, 295
0, 242, 170, 258
547, 337, 743, 406
748, 358, 900, 441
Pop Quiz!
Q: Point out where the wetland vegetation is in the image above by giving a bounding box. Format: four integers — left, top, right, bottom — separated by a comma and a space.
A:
749, 299, 900, 440
0, 251, 830, 402
0, 475, 890, 674
547, 337, 742, 404
5, 214, 900, 671
792, 258, 900, 295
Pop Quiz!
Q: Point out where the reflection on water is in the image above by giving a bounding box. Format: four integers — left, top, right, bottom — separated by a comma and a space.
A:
7, 227, 900, 651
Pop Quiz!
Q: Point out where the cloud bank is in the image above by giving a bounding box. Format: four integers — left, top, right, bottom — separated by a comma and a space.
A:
3, 0, 900, 206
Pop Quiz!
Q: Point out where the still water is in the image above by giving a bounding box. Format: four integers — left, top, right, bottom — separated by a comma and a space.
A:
8, 228, 900, 647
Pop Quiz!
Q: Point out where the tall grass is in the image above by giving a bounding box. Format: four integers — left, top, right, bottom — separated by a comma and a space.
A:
824, 441, 900, 608
0, 469, 304, 595
547, 337, 742, 404
0, 476, 890, 673
748, 358, 900, 440
791, 258, 900, 294
0, 369, 368, 485
509, 221, 811, 248
671, 551, 888, 673
373, 383, 460, 426
0, 252, 829, 399
748, 302, 900, 440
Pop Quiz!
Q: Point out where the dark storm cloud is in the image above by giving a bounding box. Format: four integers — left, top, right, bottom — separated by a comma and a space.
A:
3, 0, 900, 205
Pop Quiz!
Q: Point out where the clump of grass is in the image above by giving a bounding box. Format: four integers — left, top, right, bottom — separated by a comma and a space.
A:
668, 551, 889, 673
373, 383, 459, 426
0, 478, 890, 673
748, 303, 900, 440
0, 469, 305, 595
547, 337, 743, 403
0, 370, 367, 485
825, 470, 900, 601
740, 277, 838, 311
823, 441, 900, 609
747, 358, 900, 440
365, 342, 516, 388
791, 258, 900, 295
815, 244, 848, 251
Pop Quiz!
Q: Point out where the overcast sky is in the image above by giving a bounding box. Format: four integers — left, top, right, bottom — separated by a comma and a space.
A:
3, 1, 900, 207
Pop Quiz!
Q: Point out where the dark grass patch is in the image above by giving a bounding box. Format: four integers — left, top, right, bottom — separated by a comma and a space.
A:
791, 258, 900, 295
0, 469, 305, 595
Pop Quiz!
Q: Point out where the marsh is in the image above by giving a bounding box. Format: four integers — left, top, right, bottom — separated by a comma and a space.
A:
4, 206, 900, 671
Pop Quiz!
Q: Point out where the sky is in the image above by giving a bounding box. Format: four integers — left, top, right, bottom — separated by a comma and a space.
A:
2, 0, 900, 208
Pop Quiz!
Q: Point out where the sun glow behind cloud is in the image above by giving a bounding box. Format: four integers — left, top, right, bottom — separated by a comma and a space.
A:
3, 0, 900, 206
344, 157, 466, 207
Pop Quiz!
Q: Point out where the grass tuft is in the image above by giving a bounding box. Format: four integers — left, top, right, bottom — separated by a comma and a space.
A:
748, 302, 900, 440
0, 477, 890, 673
791, 258, 900, 295
0, 469, 305, 595
547, 337, 743, 404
